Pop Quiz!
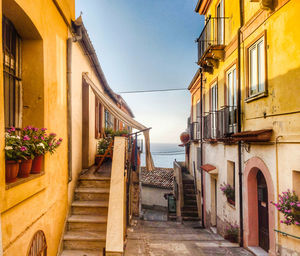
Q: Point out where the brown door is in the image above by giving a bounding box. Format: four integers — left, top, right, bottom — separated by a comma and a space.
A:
257, 170, 269, 252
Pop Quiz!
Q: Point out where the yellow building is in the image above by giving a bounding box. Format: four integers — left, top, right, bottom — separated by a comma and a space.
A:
0, 0, 74, 255
0, 1, 136, 255
187, 0, 300, 255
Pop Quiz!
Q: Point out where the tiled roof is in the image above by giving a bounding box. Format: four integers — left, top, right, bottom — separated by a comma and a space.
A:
141, 167, 174, 189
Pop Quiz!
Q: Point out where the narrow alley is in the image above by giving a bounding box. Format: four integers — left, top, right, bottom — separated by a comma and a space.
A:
125, 220, 253, 256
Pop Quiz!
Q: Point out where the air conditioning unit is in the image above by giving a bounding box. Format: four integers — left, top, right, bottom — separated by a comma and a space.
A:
250, 0, 273, 10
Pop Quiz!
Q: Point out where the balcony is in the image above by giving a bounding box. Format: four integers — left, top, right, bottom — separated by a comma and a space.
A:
203, 106, 238, 142
197, 16, 227, 73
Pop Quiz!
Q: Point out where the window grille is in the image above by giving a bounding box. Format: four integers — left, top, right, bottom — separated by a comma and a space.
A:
3, 15, 22, 128
28, 230, 47, 256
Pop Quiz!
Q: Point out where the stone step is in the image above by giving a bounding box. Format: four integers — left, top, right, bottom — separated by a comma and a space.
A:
61, 250, 103, 256
184, 199, 197, 205
183, 188, 195, 194
63, 230, 106, 250
75, 187, 110, 201
182, 206, 198, 211
183, 183, 194, 189
78, 178, 110, 188
67, 215, 107, 231
182, 179, 194, 184
184, 194, 196, 200
72, 201, 108, 215
182, 216, 200, 221
181, 211, 199, 217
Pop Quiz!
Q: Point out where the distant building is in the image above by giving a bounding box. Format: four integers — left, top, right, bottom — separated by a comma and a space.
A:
140, 167, 174, 211
185, 0, 300, 255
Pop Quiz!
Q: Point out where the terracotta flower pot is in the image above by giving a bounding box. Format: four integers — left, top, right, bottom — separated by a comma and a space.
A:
225, 234, 238, 243
31, 155, 44, 174
5, 160, 20, 183
19, 159, 33, 178
227, 198, 235, 206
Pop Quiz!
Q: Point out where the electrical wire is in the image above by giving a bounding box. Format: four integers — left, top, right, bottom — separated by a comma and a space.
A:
117, 88, 188, 94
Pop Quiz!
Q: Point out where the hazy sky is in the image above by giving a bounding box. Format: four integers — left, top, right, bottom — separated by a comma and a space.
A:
75, 0, 204, 143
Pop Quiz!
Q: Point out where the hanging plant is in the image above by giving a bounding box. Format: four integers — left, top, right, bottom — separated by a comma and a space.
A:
220, 182, 235, 205
271, 190, 300, 226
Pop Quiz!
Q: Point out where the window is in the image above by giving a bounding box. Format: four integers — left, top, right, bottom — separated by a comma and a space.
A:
216, 0, 224, 45
293, 171, 300, 197
210, 83, 218, 138
227, 160, 235, 203
104, 109, 114, 129
248, 36, 265, 96
3, 16, 22, 128
226, 65, 237, 133
95, 98, 102, 138
28, 230, 47, 256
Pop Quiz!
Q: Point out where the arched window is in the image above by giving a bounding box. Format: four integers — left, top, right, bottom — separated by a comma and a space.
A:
28, 230, 47, 256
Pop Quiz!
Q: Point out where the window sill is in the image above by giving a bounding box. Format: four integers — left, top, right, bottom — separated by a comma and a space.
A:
6, 172, 45, 190
245, 91, 268, 103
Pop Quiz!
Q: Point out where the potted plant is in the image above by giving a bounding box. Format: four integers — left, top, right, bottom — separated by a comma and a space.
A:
29, 127, 48, 174
224, 223, 239, 243
96, 137, 112, 164
271, 190, 300, 226
5, 128, 22, 183
220, 183, 235, 206
18, 127, 35, 178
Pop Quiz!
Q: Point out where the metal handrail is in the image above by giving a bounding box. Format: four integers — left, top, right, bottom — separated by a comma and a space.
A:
274, 229, 300, 240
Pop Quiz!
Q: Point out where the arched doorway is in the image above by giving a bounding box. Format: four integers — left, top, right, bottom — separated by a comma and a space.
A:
244, 157, 275, 256
257, 170, 269, 251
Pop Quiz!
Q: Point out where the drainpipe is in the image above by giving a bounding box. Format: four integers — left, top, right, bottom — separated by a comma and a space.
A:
200, 68, 205, 228
67, 21, 83, 183
67, 38, 73, 183
0, 214, 3, 256
238, 0, 244, 247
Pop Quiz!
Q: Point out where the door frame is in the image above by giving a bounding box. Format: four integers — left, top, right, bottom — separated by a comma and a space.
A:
244, 157, 275, 256
82, 79, 90, 169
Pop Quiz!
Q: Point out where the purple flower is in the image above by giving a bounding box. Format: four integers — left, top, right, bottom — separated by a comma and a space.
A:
290, 202, 295, 206
33, 127, 38, 132
10, 127, 16, 132
41, 136, 44, 140
41, 128, 47, 131
23, 135, 30, 141
20, 146, 27, 152
50, 133, 56, 137
56, 141, 61, 146
34, 136, 38, 140
49, 143, 53, 146
27, 125, 32, 130
295, 221, 300, 225
59, 138, 63, 141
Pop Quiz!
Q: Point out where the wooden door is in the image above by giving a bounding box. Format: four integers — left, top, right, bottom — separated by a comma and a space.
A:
257, 170, 269, 252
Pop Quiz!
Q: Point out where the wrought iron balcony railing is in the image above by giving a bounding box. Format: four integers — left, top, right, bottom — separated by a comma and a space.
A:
197, 16, 228, 66
203, 106, 238, 141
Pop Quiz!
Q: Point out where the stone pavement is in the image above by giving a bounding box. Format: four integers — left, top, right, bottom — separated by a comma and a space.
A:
125, 220, 253, 256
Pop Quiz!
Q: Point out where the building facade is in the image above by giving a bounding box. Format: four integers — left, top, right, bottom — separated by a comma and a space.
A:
0, 1, 134, 255
187, 0, 300, 255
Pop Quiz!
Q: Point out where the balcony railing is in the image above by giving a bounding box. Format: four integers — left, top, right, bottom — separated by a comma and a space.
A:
197, 16, 228, 66
203, 106, 237, 141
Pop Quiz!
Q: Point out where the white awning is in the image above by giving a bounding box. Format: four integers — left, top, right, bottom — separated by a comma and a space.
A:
83, 73, 155, 171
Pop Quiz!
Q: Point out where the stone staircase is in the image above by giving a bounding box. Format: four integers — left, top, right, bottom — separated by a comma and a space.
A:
60, 172, 110, 256
181, 175, 199, 221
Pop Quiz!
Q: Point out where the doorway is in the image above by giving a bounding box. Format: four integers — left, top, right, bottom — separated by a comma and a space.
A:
211, 177, 217, 227
82, 80, 89, 168
257, 170, 269, 252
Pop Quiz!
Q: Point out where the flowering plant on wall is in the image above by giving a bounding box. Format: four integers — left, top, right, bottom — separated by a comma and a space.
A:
220, 182, 235, 205
271, 190, 300, 226
224, 223, 239, 242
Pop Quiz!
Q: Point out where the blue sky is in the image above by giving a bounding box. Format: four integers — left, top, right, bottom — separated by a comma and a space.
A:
75, 0, 204, 143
